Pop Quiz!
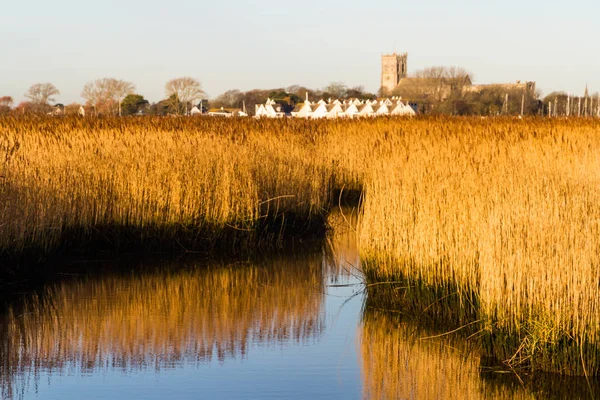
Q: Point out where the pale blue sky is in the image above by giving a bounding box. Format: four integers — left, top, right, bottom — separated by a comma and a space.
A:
1, 0, 598, 104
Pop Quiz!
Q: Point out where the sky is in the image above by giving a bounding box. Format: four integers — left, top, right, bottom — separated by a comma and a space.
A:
1, 0, 599, 104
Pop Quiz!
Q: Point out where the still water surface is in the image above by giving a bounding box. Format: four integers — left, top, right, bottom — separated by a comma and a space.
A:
1, 211, 596, 399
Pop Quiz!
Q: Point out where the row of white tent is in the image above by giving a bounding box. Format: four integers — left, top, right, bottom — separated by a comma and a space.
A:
255, 97, 416, 119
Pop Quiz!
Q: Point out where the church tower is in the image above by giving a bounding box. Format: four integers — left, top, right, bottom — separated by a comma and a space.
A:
381, 53, 408, 93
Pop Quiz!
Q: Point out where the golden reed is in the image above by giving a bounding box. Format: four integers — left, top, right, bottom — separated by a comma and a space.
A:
2, 115, 600, 375
359, 117, 600, 375
0, 117, 333, 259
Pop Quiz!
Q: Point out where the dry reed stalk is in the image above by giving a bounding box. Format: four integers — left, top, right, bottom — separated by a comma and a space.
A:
0, 117, 334, 260
358, 118, 600, 375
3, 115, 600, 375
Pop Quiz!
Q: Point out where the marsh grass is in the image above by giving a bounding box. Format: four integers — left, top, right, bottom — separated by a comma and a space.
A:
359, 117, 600, 375
0, 117, 335, 270
2, 115, 600, 376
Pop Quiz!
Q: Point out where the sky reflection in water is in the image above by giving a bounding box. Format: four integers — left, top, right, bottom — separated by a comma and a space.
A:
1, 210, 597, 399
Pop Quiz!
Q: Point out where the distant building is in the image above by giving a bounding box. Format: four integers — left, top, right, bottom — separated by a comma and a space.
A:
255, 100, 284, 118
48, 104, 64, 116
325, 103, 344, 119
464, 80, 536, 94
342, 103, 360, 118
389, 102, 416, 116
396, 76, 473, 102
257, 97, 414, 119
208, 107, 247, 117
381, 53, 536, 107
310, 103, 328, 119
357, 103, 374, 117
381, 53, 408, 93
291, 102, 312, 118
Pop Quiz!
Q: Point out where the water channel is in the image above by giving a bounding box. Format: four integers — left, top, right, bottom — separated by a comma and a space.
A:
0, 210, 597, 399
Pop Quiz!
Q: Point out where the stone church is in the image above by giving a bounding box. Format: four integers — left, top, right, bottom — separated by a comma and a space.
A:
381, 52, 536, 99
380, 53, 408, 93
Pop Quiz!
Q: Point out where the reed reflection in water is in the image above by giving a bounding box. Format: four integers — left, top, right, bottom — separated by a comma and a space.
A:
1, 253, 326, 398
360, 309, 600, 400
4, 207, 589, 399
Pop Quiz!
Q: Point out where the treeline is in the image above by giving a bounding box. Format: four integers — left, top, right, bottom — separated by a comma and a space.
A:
208, 83, 376, 114
0, 77, 207, 117
3, 71, 597, 117
0, 80, 377, 117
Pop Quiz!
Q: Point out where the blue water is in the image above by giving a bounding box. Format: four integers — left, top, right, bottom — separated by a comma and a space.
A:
27, 283, 363, 400
1, 210, 595, 400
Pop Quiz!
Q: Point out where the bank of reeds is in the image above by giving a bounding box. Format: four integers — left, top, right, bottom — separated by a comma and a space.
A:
0, 117, 336, 271
3, 115, 600, 376
359, 118, 600, 375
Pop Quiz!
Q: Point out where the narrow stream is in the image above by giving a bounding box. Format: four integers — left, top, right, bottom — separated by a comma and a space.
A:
0, 209, 596, 399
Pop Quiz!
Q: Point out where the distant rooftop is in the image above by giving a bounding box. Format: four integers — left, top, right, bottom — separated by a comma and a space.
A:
382, 52, 407, 57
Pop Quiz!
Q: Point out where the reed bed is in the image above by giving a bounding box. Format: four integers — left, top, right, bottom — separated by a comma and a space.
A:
2, 115, 600, 376
0, 117, 335, 267
359, 118, 600, 375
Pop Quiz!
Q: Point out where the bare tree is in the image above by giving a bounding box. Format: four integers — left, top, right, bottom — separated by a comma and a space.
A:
24, 83, 60, 112
346, 85, 376, 100
323, 82, 347, 99
82, 79, 112, 115
0, 96, 13, 115
165, 77, 206, 115
81, 81, 105, 115
81, 78, 135, 116
109, 79, 135, 116
211, 89, 243, 109
392, 66, 473, 113
0, 96, 13, 107
412, 67, 452, 103
15, 101, 33, 114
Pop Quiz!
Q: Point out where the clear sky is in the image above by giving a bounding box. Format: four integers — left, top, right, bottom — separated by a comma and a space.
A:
1, 0, 598, 104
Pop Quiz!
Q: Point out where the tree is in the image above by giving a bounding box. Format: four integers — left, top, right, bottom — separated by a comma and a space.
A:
82, 79, 112, 115
0, 96, 13, 115
323, 82, 347, 99
25, 83, 60, 105
287, 85, 316, 102
392, 66, 474, 114
148, 98, 172, 116
24, 83, 60, 113
445, 66, 474, 89
346, 85, 375, 100
81, 78, 135, 116
211, 89, 243, 109
111, 79, 135, 116
121, 94, 149, 116
412, 66, 462, 104
165, 77, 206, 115
238, 89, 271, 116
15, 101, 34, 114
82, 81, 104, 115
